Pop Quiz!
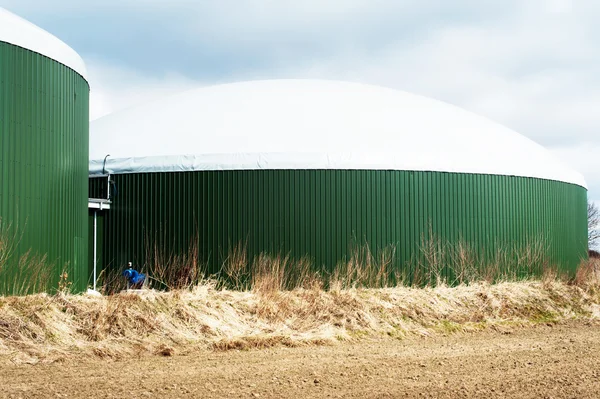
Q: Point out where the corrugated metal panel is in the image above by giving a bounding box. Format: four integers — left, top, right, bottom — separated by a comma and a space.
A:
92, 170, 587, 282
89, 176, 109, 199
0, 42, 89, 294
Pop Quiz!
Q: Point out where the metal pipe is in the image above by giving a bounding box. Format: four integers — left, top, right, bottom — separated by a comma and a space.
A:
102, 154, 110, 174
107, 175, 111, 200
93, 210, 97, 291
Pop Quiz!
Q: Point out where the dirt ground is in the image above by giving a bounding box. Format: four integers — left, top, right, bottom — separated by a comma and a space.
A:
1, 321, 599, 399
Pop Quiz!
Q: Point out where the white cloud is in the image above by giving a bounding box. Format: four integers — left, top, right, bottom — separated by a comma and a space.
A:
274, 3, 600, 141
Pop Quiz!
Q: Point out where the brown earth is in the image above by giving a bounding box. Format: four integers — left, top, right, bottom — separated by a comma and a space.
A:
1, 321, 599, 399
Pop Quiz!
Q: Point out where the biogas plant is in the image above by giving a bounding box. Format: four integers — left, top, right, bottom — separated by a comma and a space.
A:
0, 8, 589, 294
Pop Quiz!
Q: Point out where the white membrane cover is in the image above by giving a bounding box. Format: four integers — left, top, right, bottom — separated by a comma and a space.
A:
0, 8, 87, 80
89, 79, 587, 188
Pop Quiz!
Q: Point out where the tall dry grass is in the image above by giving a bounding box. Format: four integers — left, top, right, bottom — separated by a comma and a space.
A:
410, 232, 553, 287
99, 233, 569, 295
200, 240, 319, 292
98, 235, 206, 295
144, 235, 205, 291
0, 218, 55, 296
221, 239, 250, 289
0, 219, 16, 271
222, 233, 559, 292
250, 253, 320, 292
573, 258, 600, 290
330, 242, 397, 289
0, 251, 53, 295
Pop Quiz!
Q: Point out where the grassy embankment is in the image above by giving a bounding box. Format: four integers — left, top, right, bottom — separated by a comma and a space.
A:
1, 220, 599, 363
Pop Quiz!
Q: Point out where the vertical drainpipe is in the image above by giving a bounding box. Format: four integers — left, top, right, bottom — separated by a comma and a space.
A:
93, 210, 97, 291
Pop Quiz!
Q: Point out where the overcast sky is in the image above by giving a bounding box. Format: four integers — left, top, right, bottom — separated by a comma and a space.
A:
3, 0, 599, 203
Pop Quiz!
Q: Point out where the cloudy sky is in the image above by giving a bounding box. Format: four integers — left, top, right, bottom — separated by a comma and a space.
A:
4, 0, 599, 203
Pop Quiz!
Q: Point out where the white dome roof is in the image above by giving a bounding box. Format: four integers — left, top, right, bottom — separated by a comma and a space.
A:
0, 8, 87, 80
90, 79, 586, 188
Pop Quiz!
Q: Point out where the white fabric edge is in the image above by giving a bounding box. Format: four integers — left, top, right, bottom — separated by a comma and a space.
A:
89, 153, 588, 189
0, 8, 88, 80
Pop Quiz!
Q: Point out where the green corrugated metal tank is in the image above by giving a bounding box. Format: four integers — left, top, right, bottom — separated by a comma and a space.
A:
89, 80, 587, 284
0, 8, 89, 294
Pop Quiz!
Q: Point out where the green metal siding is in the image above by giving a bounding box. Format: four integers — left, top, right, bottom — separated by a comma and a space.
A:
89, 175, 110, 199
93, 170, 587, 281
0, 42, 89, 294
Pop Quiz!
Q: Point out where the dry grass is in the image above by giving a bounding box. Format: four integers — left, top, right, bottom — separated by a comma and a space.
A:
215, 235, 558, 293
573, 258, 600, 289
144, 235, 204, 291
0, 258, 599, 364
1, 251, 53, 295
409, 232, 553, 287
330, 242, 397, 289
2, 225, 599, 363
0, 219, 55, 296
94, 232, 562, 295
0, 218, 17, 270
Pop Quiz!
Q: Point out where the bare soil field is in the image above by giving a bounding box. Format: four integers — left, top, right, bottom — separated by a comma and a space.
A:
2, 321, 599, 399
